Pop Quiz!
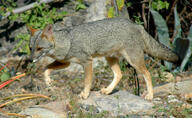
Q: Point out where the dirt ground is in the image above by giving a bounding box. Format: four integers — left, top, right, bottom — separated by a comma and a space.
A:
0, 56, 192, 117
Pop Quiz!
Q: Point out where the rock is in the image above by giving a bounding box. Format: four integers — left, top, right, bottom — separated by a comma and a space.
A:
0, 113, 9, 118
20, 107, 67, 118
152, 97, 163, 105
79, 91, 154, 116
85, 0, 107, 22
167, 95, 182, 104
20, 101, 69, 118
154, 79, 192, 97
162, 72, 174, 82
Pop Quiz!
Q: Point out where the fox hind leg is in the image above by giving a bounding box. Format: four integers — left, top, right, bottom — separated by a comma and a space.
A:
100, 57, 122, 95
120, 49, 153, 100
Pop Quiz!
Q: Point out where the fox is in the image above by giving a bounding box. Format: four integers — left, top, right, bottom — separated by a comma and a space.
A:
29, 18, 178, 100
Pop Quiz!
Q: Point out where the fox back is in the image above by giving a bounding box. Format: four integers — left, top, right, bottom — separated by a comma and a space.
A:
31, 18, 178, 62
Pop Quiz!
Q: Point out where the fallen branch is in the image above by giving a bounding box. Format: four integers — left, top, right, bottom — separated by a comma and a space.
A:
6, 113, 26, 118
0, 94, 50, 108
1, 0, 54, 20
0, 108, 26, 118
2, 94, 50, 100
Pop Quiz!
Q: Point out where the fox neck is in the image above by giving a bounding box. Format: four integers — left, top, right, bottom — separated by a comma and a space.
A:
49, 30, 71, 61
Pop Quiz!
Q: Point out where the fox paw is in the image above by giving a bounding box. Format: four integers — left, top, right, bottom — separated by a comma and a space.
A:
100, 88, 112, 95
79, 91, 90, 99
142, 91, 153, 100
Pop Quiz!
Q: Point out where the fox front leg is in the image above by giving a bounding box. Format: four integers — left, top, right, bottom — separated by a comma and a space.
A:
79, 60, 93, 99
44, 61, 70, 87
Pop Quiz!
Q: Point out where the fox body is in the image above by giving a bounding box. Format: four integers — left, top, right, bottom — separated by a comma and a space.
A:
29, 18, 178, 100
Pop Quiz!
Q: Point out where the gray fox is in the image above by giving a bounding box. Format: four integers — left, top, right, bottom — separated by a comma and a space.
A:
29, 18, 178, 100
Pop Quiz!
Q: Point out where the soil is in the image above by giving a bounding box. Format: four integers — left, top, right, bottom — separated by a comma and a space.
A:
0, 56, 191, 117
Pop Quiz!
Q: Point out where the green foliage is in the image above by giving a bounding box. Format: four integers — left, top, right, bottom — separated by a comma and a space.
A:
119, 60, 128, 72
125, 2, 132, 8
0, 0, 16, 17
150, 10, 170, 46
107, 0, 125, 18
182, 108, 192, 118
75, 0, 87, 11
117, 0, 125, 11
173, 5, 181, 40
151, 7, 192, 71
178, 25, 192, 72
152, 0, 169, 11
8, 3, 67, 29
0, 66, 11, 82
156, 104, 192, 117
133, 15, 144, 25
5, 1, 67, 55
173, 5, 191, 72
107, 7, 115, 18
13, 34, 31, 55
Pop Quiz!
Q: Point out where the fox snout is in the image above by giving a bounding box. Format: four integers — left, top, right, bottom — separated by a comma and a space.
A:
29, 46, 52, 63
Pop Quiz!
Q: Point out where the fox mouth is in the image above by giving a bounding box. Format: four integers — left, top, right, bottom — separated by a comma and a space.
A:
31, 49, 50, 63
32, 51, 46, 63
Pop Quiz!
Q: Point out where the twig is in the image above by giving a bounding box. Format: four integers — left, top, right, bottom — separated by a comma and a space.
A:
166, 0, 178, 22
147, 0, 152, 32
2, 94, 50, 100
0, 108, 26, 118
142, 0, 147, 29
6, 113, 26, 118
0, 95, 49, 108
1, 0, 54, 20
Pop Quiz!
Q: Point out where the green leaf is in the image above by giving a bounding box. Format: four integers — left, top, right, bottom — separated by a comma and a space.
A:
151, 10, 170, 47
173, 5, 181, 43
0, 72, 10, 82
179, 25, 192, 71
107, 7, 115, 18
60, 11, 67, 16
75, 3, 87, 11
152, 0, 169, 11
165, 2, 169, 9
117, 0, 124, 11
126, 2, 132, 7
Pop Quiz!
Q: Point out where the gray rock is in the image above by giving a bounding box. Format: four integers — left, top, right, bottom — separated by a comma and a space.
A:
167, 95, 182, 104
152, 97, 163, 105
154, 79, 192, 97
79, 91, 154, 116
85, 0, 107, 22
0, 113, 9, 118
20, 107, 67, 118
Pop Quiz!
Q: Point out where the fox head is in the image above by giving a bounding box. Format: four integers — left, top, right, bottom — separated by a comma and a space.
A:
28, 25, 55, 62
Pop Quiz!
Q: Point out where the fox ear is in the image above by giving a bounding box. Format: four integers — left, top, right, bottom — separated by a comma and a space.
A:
41, 24, 54, 41
27, 26, 39, 36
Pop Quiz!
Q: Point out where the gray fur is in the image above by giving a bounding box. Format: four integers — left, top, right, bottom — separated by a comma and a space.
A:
31, 17, 178, 64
